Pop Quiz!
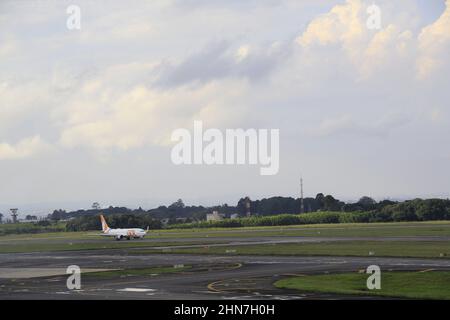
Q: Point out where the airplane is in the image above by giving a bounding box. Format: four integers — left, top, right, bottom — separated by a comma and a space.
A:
99, 214, 149, 240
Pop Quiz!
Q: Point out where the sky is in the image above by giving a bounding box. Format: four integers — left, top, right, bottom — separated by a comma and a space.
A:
0, 0, 449, 215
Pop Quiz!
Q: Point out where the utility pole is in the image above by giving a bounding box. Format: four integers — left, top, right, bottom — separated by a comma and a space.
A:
300, 178, 304, 214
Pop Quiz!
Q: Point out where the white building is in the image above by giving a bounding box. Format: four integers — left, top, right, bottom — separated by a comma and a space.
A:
206, 210, 224, 222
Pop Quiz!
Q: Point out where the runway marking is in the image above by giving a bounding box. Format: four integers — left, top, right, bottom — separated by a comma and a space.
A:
418, 269, 435, 273
227, 263, 243, 270
205, 263, 243, 293
90, 288, 113, 291
117, 288, 156, 293
207, 277, 268, 294
207, 280, 223, 292
192, 290, 221, 294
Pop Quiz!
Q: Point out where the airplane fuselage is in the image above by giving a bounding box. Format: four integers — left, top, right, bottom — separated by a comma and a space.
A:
103, 228, 147, 240
99, 214, 148, 240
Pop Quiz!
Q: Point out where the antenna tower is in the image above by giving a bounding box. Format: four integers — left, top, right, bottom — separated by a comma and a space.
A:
300, 178, 305, 214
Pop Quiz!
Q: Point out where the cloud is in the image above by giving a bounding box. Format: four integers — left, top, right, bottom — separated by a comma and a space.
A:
308, 113, 412, 138
294, 0, 450, 79
0, 136, 51, 160
170, 0, 280, 10
50, 0, 450, 152
0, 79, 56, 137
296, 0, 365, 49
294, 0, 385, 79
59, 76, 250, 150
0, 0, 449, 205
417, 0, 450, 78
76, 11, 156, 44
155, 40, 289, 87
2, 0, 448, 156
359, 25, 415, 78
0, 38, 17, 58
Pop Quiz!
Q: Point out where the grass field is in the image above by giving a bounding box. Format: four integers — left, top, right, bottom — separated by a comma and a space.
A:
0, 221, 449, 256
0, 222, 66, 236
155, 221, 450, 238
141, 241, 450, 259
274, 271, 450, 299
1, 221, 450, 240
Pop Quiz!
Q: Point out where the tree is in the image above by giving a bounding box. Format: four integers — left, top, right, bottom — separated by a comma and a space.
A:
358, 196, 376, 206
49, 209, 66, 222
0, 213, 3, 224
168, 199, 185, 216
377, 199, 397, 207
357, 196, 377, 210
169, 199, 185, 209
92, 202, 101, 210
323, 195, 343, 211
237, 198, 250, 216
37, 220, 51, 227
416, 199, 449, 221
315, 193, 325, 209
392, 210, 418, 222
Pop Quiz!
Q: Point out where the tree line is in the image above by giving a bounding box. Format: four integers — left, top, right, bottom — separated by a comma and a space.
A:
65, 214, 162, 232
45, 195, 450, 231
49, 194, 390, 222
170, 198, 450, 229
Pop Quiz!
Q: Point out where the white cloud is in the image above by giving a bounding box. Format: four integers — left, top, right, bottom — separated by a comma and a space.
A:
294, 0, 450, 80
0, 136, 51, 160
417, 0, 450, 78
360, 25, 415, 78
0, 80, 54, 134
0, 39, 17, 58
308, 113, 411, 138
235, 45, 251, 62
59, 76, 250, 150
296, 0, 365, 49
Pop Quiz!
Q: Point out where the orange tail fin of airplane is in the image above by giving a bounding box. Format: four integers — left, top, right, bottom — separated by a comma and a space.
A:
100, 215, 110, 233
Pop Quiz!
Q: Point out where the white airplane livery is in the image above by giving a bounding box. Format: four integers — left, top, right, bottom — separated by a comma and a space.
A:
100, 215, 148, 240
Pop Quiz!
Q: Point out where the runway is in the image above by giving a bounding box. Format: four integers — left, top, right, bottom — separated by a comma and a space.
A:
1, 249, 450, 299
1, 235, 449, 246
